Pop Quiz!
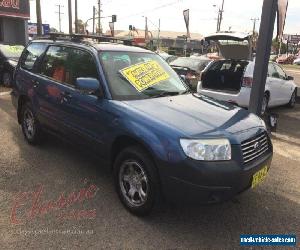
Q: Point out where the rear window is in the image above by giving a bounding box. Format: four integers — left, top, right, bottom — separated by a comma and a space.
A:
171, 57, 210, 71
21, 43, 47, 72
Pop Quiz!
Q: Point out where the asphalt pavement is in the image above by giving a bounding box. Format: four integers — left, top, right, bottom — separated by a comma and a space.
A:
0, 91, 299, 250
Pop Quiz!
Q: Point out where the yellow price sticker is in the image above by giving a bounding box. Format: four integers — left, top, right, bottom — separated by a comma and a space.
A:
120, 60, 170, 92
7, 46, 23, 53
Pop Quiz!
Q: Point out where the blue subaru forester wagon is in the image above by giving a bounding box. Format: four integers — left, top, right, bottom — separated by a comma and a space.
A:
11, 35, 273, 215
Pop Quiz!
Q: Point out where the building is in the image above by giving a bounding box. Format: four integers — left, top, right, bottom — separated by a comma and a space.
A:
0, 0, 30, 45
105, 29, 205, 56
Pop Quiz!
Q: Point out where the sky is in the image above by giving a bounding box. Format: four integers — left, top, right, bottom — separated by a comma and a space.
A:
29, 0, 300, 36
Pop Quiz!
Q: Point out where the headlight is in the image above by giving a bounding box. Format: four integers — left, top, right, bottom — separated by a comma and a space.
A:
260, 118, 267, 129
180, 138, 231, 161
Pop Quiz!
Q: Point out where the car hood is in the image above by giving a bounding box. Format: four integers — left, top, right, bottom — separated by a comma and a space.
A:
123, 94, 263, 139
205, 32, 252, 60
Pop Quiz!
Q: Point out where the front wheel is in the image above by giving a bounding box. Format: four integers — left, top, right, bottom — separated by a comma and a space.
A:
287, 90, 296, 108
21, 102, 43, 145
113, 146, 160, 216
261, 94, 269, 116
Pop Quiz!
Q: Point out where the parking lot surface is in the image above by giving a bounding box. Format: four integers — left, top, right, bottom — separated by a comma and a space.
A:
0, 90, 299, 249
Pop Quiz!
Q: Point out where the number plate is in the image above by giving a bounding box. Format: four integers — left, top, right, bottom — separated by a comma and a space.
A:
251, 166, 268, 188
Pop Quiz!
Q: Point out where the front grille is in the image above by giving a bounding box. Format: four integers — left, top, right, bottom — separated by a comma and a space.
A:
241, 132, 269, 164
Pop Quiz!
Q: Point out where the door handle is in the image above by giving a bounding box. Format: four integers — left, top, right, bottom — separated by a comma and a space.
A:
61, 91, 72, 102
32, 80, 40, 88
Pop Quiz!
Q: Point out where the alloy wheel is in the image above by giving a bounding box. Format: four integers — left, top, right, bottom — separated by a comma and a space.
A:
119, 160, 149, 207
290, 91, 296, 106
261, 96, 268, 115
23, 109, 36, 140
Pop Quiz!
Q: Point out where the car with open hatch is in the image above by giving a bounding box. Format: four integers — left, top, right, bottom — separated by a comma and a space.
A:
197, 32, 297, 114
11, 35, 273, 215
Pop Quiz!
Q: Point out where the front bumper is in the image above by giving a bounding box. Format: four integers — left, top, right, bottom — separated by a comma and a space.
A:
159, 146, 273, 203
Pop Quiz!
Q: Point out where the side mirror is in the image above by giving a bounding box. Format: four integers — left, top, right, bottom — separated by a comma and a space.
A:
75, 77, 100, 95
287, 75, 294, 81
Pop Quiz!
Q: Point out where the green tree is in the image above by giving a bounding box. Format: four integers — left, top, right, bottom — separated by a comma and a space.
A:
75, 19, 85, 34
272, 39, 287, 54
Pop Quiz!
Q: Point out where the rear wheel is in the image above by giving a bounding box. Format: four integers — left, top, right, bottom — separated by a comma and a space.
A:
261, 94, 269, 116
287, 90, 296, 108
21, 102, 43, 145
113, 146, 160, 216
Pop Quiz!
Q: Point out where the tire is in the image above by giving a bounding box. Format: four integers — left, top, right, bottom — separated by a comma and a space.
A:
113, 146, 160, 216
2, 71, 12, 87
21, 102, 43, 145
261, 94, 269, 116
287, 90, 296, 108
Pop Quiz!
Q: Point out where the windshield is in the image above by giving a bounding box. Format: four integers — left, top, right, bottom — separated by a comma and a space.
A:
99, 51, 188, 100
170, 57, 210, 71
0, 45, 24, 59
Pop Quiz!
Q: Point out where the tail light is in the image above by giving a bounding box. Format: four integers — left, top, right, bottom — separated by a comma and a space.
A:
242, 77, 253, 88
186, 71, 200, 81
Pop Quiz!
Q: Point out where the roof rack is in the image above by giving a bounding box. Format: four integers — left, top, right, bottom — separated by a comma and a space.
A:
38, 33, 133, 46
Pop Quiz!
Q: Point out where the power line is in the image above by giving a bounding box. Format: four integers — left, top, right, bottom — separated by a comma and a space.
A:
118, 0, 183, 20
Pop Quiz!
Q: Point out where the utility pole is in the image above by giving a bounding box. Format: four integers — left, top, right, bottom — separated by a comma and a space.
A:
249, 0, 277, 115
75, 0, 78, 33
157, 18, 161, 50
92, 6, 96, 34
98, 0, 102, 34
68, 0, 72, 34
218, 0, 225, 32
216, 11, 220, 32
251, 18, 259, 36
36, 0, 43, 36
56, 5, 64, 33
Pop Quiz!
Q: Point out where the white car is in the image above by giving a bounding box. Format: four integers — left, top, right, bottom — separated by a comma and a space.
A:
197, 32, 297, 114
294, 57, 300, 65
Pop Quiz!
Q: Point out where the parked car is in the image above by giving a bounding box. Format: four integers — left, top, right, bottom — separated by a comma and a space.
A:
276, 54, 295, 64
157, 52, 177, 64
293, 57, 300, 65
197, 32, 297, 114
12, 37, 273, 215
0, 44, 24, 87
170, 56, 212, 90
270, 54, 278, 62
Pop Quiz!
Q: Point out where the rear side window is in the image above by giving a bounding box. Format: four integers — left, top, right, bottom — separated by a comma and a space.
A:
21, 43, 47, 72
268, 64, 277, 78
39, 46, 98, 86
274, 64, 287, 80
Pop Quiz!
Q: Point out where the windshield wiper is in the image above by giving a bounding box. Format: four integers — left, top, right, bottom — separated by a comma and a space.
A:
180, 90, 192, 95
151, 91, 181, 98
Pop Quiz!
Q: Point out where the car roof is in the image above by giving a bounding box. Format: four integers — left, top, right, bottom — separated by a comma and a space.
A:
31, 39, 153, 54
